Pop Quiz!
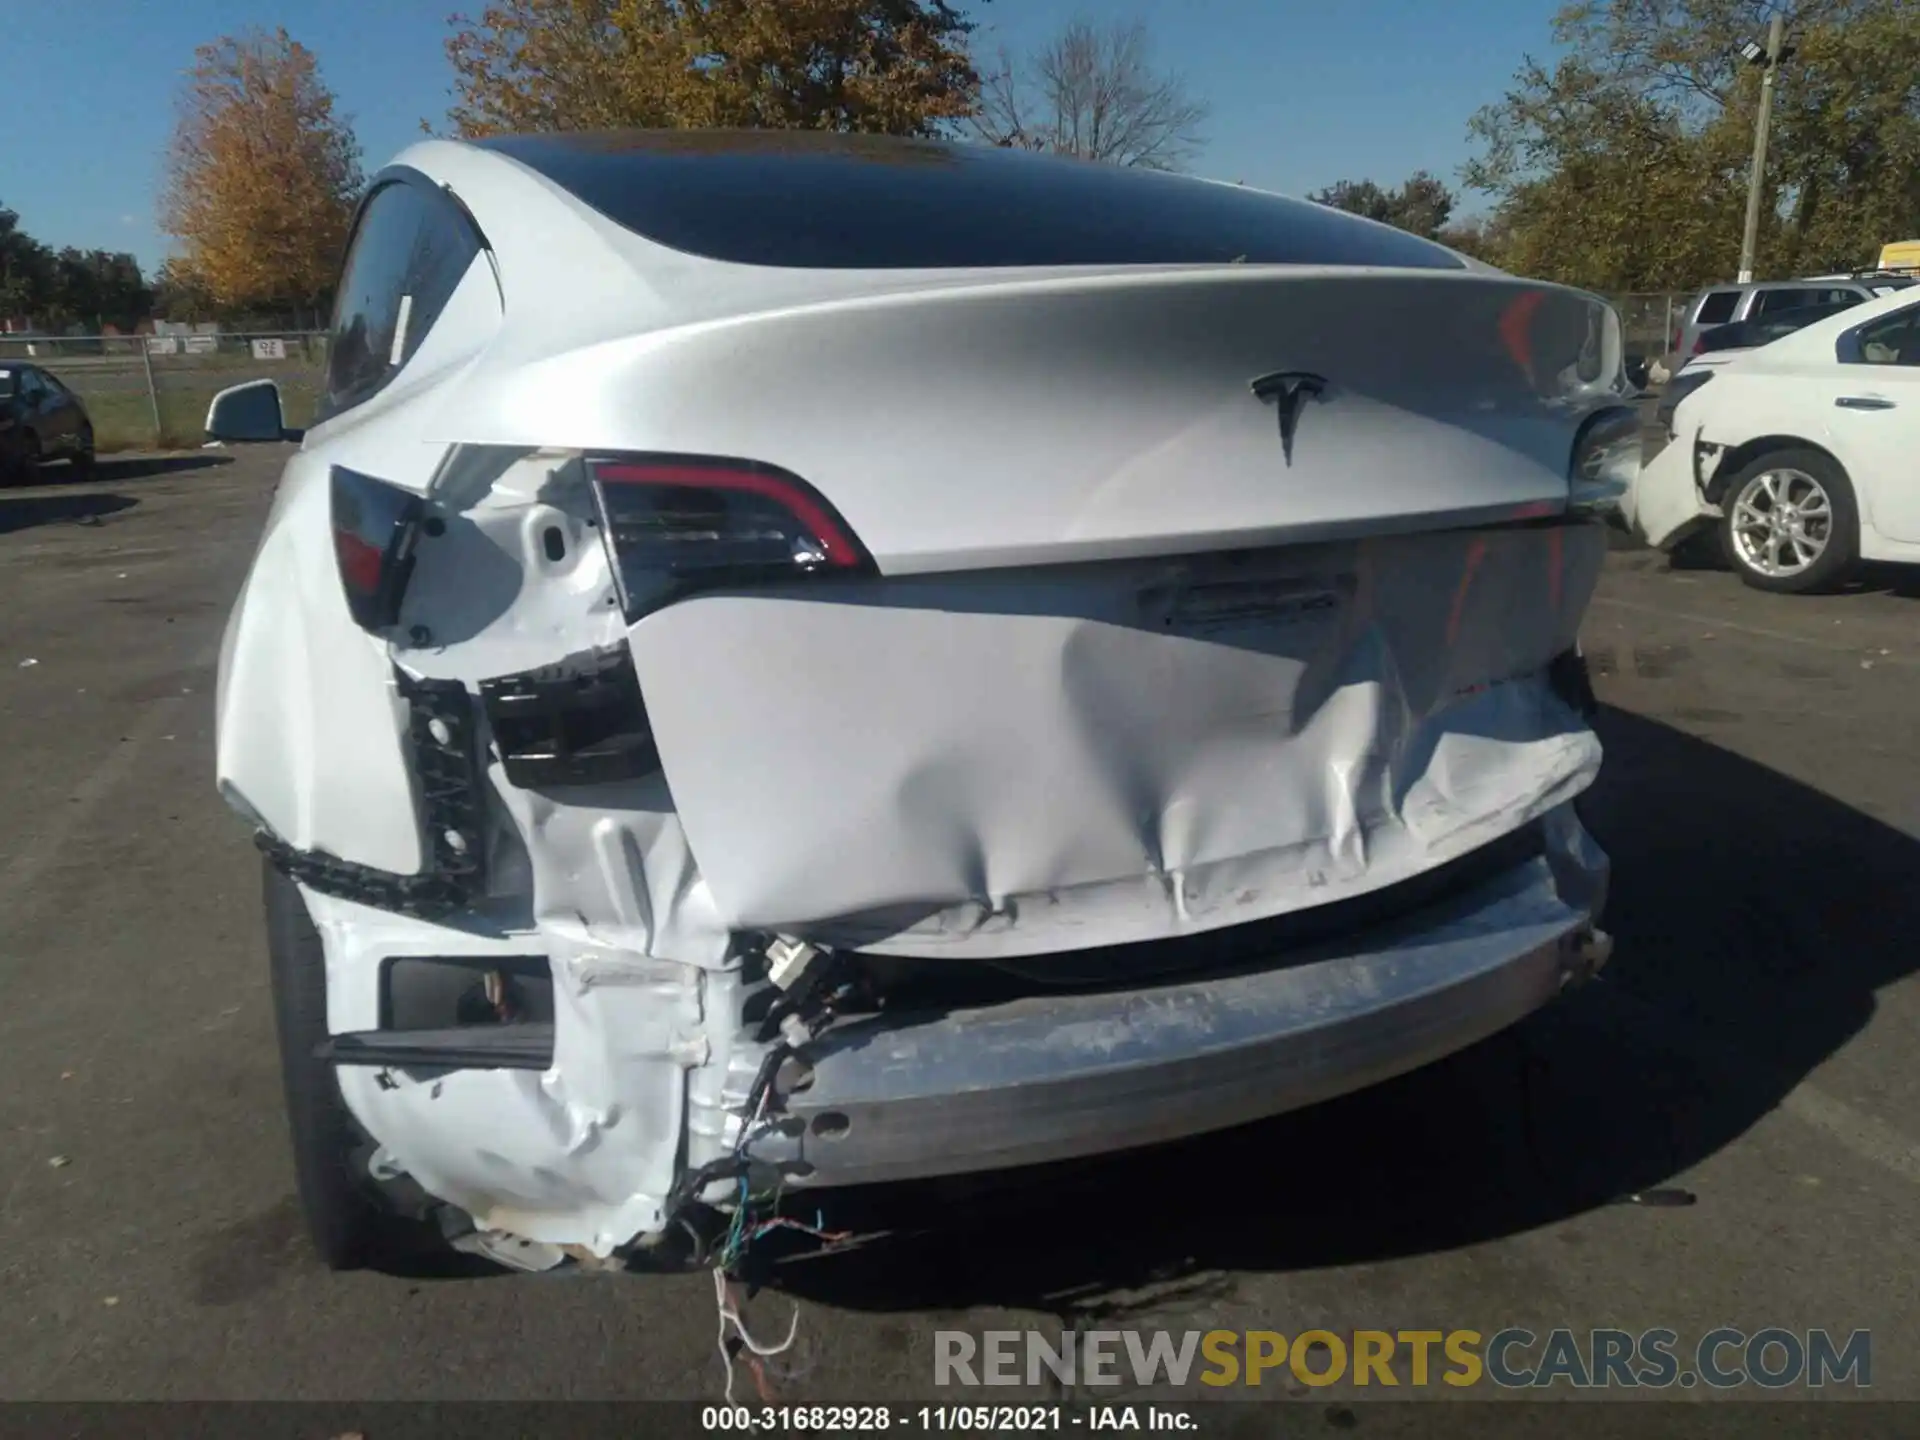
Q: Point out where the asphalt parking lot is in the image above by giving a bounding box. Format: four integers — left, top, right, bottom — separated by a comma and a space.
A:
2, 448, 1917, 1415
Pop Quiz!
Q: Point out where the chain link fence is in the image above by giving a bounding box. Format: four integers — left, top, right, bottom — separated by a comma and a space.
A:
0, 332, 327, 451
1605, 293, 1694, 362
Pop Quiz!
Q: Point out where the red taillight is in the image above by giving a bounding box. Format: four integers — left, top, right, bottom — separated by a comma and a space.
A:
1691, 335, 1707, 355
588, 454, 874, 621
334, 530, 386, 596
1497, 289, 1547, 387
330, 466, 424, 632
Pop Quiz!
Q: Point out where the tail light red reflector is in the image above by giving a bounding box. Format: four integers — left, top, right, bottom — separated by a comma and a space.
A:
588, 455, 874, 621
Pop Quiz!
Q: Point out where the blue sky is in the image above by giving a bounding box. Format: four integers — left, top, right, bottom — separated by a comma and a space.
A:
4, 0, 1561, 275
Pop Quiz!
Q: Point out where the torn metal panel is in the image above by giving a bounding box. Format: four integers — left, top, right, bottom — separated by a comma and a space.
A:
491, 776, 734, 969
627, 522, 1606, 958
311, 887, 709, 1255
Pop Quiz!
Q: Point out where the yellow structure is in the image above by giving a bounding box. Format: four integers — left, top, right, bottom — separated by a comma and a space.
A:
1878, 239, 1920, 273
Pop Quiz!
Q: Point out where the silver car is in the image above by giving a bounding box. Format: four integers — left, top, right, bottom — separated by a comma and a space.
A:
1664, 276, 1916, 375
206, 130, 1636, 1274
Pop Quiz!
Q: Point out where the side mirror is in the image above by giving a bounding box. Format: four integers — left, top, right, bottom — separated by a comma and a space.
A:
1624, 356, 1650, 392
205, 379, 301, 444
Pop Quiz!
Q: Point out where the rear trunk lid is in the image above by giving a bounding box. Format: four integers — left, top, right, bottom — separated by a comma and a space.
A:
626, 521, 1607, 958
441, 267, 1624, 574
494, 266, 1625, 959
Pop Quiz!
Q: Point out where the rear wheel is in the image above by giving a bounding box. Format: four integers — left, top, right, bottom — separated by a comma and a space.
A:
264, 859, 411, 1269
1718, 447, 1858, 594
5, 429, 41, 485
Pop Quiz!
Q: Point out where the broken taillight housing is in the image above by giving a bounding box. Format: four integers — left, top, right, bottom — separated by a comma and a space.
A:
588, 455, 875, 621
331, 466, 425, 632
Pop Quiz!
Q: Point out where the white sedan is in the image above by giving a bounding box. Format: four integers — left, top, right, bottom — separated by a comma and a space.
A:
1627, 288, 1920, 592
203, 129, 1631, 1274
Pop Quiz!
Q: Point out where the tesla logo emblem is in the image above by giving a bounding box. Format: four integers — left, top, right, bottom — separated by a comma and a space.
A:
1250, 371, 1328, 466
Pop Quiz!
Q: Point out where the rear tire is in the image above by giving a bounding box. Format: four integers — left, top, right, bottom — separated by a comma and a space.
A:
264, 859, 410, 1270
1717, 447, 1858, 594
5, 429, 41, 485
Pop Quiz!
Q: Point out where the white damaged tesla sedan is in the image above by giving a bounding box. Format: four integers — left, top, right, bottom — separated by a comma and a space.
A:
208, 130, 1635, 1272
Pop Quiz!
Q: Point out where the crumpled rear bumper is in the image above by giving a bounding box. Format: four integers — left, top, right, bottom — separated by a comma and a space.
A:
315, 801, 1607, 1254
744, 803, 1610, 1188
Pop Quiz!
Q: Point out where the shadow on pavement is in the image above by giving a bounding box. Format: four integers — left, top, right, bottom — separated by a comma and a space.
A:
760, 707, 1919, 1315
0, 491, 138, 535
1845, 564, 1920, 600
90, 453, 233, 483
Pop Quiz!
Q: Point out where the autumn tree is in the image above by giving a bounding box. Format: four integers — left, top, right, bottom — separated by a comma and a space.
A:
1309, 172, 1457, 239
161, 29, 363, 319
973, 19, 1208, 169
1466, 0, 1920, 290
1431, 213, 1512, 266
441, 0, 982, 138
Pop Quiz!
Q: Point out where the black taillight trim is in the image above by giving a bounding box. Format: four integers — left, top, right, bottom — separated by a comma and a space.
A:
478, 646, 660, 788
258, 669, 487, 918
331, 466, 425, 632
587, 452, 876, 622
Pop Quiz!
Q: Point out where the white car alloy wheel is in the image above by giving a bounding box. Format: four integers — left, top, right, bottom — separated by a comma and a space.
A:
1728, 465, 1833, 579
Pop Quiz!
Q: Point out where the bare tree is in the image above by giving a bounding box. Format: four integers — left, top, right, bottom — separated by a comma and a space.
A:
974, 19, 1209, 170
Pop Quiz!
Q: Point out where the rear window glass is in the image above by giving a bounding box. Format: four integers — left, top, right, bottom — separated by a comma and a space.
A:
1696, 290, 1740, 324
1762, 300, 1859, 337
323, 177, 484, 420
1753, 286, 1857, 316
476, 130, 1466, 272
1698, 322, 1756, 352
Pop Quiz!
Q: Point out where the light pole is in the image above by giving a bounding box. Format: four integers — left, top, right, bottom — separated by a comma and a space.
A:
1737, 13, 1790, 284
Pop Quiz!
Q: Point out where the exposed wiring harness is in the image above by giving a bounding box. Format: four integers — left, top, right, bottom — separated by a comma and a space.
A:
667, 944, 866, 1252
713, 1266, 801, 1404
700, 950, 875, 1401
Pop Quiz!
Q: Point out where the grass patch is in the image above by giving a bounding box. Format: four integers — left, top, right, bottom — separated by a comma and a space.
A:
84, 381, 321, 452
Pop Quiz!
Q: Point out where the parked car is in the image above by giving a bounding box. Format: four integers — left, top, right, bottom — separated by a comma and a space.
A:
0, 363, 95, 482
1628, 287, 1920, 593
207, 130, 1633, 1273
1652, 276, 1916, 384
1670, 299, 1866, 377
